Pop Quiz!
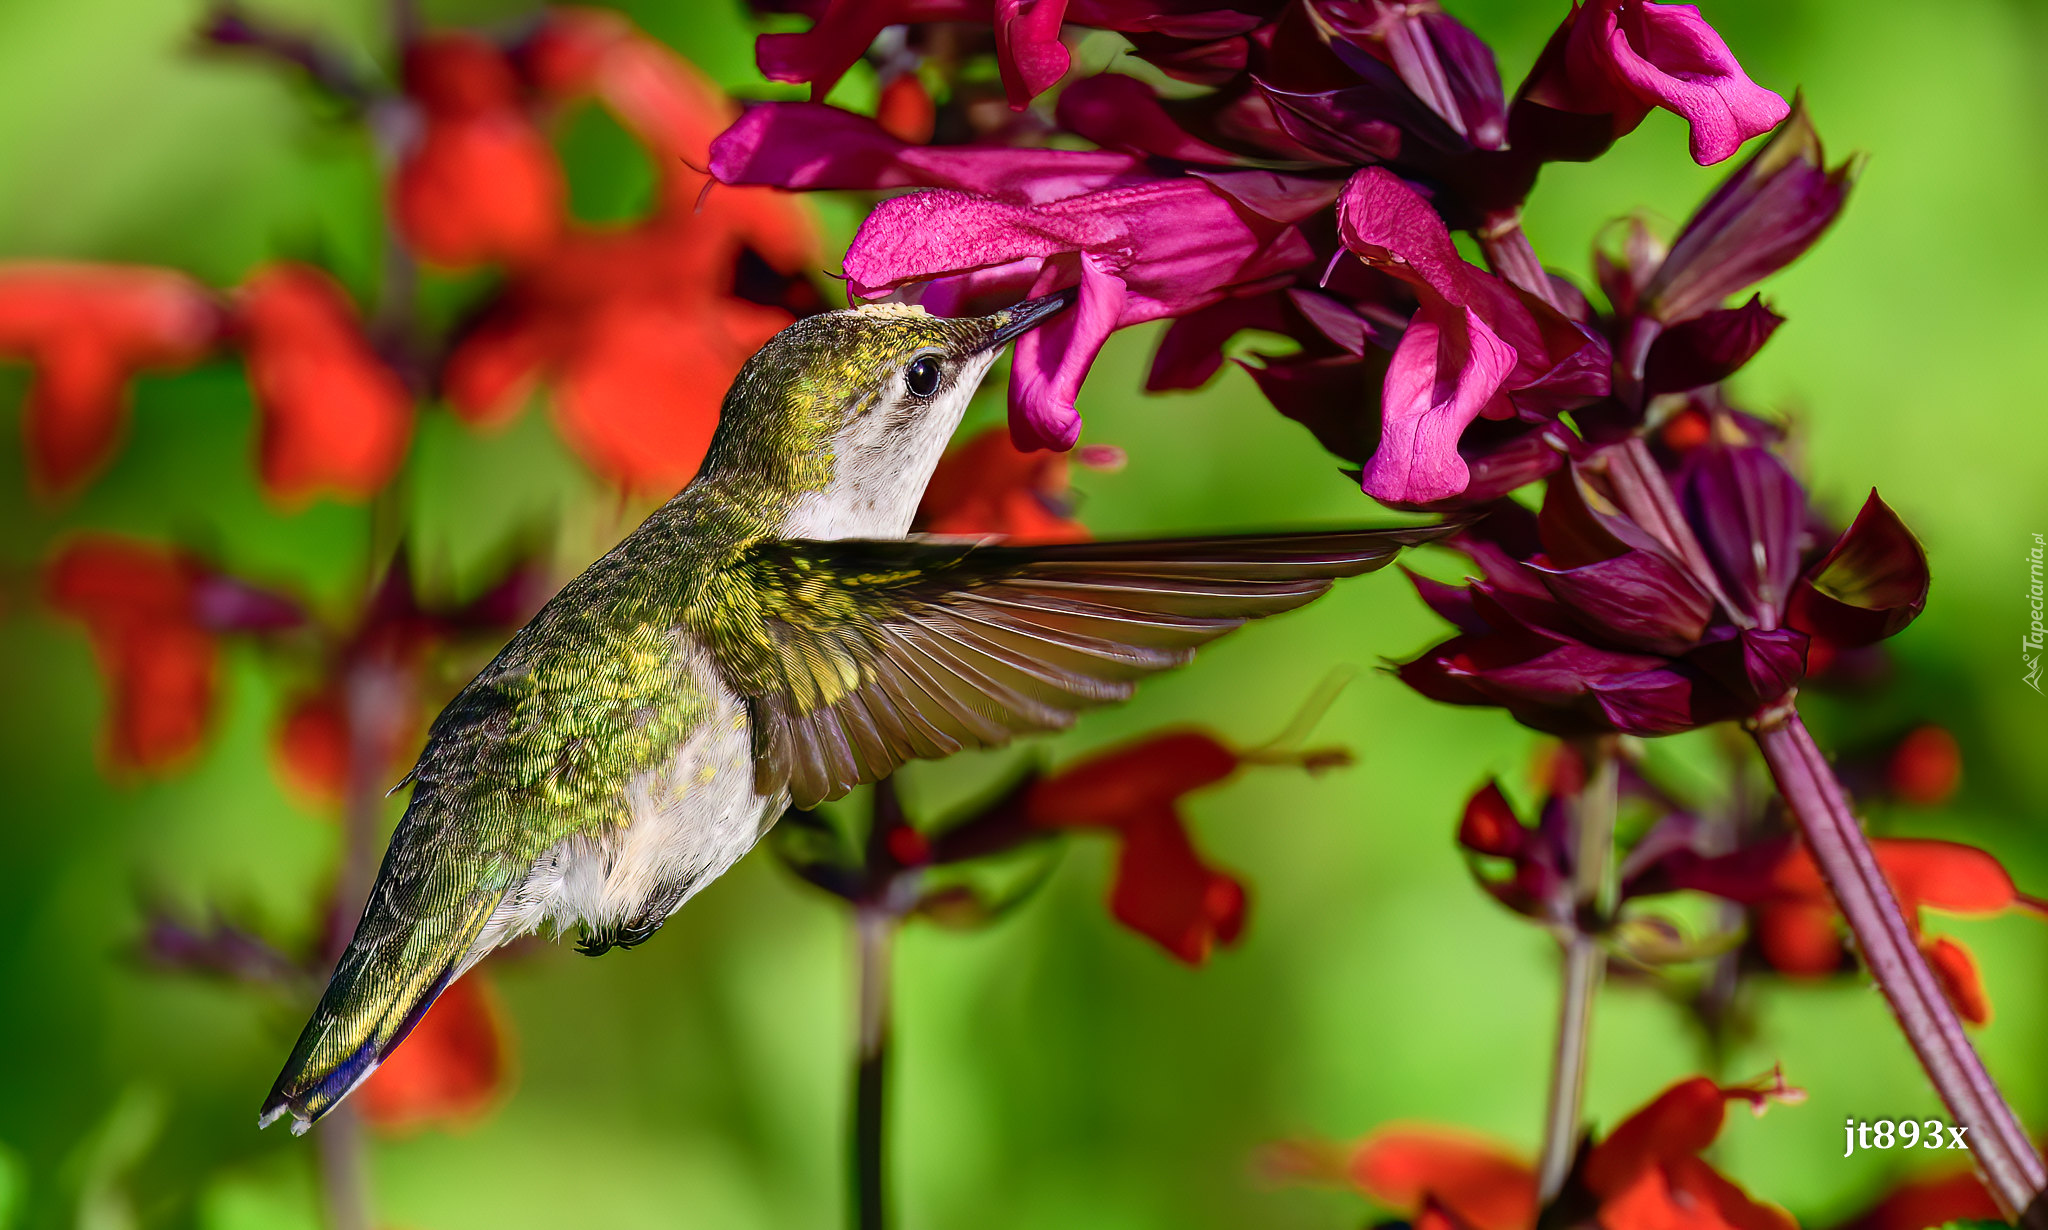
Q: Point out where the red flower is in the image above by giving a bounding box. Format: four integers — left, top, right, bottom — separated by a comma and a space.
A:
443, 16, 820, 493
1024, 730, 1346, 964
1659, 837, 2046, 1025
1832, 1166, 2000, 1230
915, 429, 1123, 543
1274, 1073, 1798, 1230
392, 34, 565, 268
273, 687, 351, 804
358, 969, 512, 1133
45, 538, 220, 772
1886, 725, 1962, 807
268, 555, 544, 806
875, 73, 937, 144
0, 263, 221, 495
233, 264, 413, 503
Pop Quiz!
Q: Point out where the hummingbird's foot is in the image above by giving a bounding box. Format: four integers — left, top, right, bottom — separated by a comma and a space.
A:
575, 915, 664, 957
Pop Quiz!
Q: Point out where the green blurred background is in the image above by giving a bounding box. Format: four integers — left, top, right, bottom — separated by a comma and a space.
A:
3, 0, 2047, 1226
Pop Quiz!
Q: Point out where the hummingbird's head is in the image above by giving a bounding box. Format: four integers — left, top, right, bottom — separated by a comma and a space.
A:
696, 291, 1073, 540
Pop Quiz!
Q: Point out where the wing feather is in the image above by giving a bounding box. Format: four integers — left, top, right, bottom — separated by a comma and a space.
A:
705, 525, 1449, 807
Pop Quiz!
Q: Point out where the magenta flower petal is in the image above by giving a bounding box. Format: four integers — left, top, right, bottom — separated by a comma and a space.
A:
995, 0, 1073, 107
1598, 2, 1789, 164
1011, 255, 1127, 449
1056, 74, 1245, 164
710, 103, 1146, 204
756, 0, 983, 99
1359, 298, 1516, 504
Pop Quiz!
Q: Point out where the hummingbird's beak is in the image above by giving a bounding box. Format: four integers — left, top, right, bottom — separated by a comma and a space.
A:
977, 287, 1078, 352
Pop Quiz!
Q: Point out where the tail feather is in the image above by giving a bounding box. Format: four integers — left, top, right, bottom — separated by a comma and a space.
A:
260, 886, 500, 1133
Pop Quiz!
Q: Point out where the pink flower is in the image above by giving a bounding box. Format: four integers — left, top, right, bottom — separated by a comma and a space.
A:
843, 174, 1321, 448
1521, 0, 1789, 165
1335, 167, 1606, 503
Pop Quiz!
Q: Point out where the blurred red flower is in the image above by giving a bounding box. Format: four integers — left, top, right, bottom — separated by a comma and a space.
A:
1886, 725, 1962, 807
875, 73, 937, 144
916, 428, 1123, 544
270, 555, 547, 806
393, 34, 566, 268
1659, 836, 2046, 1026
0, 263, 221, 495
358, 969, 512, 1133
1025, 729, 1346, 964
233, 264, 413, 504
1832, 1165, 1999, 1230
443, 11, 821, 494
1271, 1073, 1798, 1230
45, 537, 219, 772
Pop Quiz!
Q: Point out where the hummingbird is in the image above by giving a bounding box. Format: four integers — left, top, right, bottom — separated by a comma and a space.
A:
259, 290, 1443, 1133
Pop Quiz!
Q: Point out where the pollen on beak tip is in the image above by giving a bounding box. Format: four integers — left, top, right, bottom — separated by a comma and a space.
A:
983, 287, 1077, 350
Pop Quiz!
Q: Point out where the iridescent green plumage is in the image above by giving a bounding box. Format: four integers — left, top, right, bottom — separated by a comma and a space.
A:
260, 295, 1446, 1133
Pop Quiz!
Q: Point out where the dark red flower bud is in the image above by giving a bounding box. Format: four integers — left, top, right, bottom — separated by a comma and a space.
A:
1642, 295, 1783, 394
1307, 0, 1507, 150
1681, 439, 1809, 628
1786, 491, 1930, 648
1642, 101, 1858, 325
233, 264, 412, 504
1457, 781, 1525, 858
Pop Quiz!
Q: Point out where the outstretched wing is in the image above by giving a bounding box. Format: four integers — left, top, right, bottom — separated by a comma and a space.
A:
700, 526, 1449, 809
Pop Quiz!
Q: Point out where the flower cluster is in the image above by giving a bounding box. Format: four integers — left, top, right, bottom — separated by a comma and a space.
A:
780, 724, 1349, 965
714, 0, 1807, 480
1269, 1071, 1803, 1230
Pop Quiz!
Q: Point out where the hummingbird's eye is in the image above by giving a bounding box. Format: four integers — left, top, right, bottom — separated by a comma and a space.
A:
904, 356, 942, 399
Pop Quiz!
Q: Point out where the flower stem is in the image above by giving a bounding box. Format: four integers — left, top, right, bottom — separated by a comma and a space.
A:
1478, 210, 1564, 312
1536, 739, 1619, 1204
1752, 709, 2046, 1220
851, 907, 897, 1230
315, 1105, 370, 1230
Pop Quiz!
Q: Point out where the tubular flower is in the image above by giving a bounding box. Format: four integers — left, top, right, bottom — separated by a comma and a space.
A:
842, 173, 1321, 449
44, 536, 303, 773
1334, 167, 1607, 504
1023, 730, 1346, 963
357, 969, 512, 1133
0, 263, 221, 495
1271, 1073, 1798, 1230
914, 427, 1123, 543
445, 15, 820, 493
232, 264, 413, 504
1643, 836, 2048, 1026
392, 33, 565, 268
1518, 0, 1789, 165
